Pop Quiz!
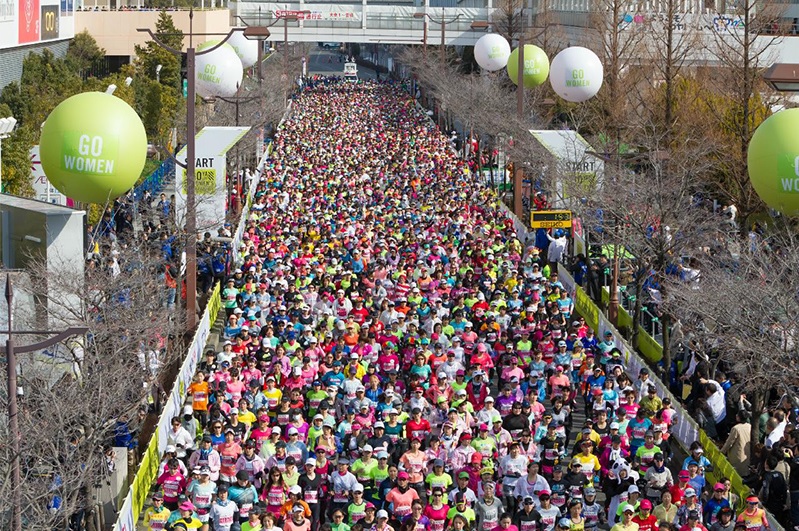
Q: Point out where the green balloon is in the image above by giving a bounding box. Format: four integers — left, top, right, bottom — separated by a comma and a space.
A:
506, 45, 550, 88
748, 108, 799, 215
40, 92, 147, 204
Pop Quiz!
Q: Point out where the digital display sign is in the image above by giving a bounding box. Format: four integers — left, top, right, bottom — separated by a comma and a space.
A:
530, 210, 573, 229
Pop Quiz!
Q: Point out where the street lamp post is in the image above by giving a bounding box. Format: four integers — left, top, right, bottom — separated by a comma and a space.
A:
137, 15, 268, 331
239, 11, 307, 103
3, 274, 89, 531
0, 116, 17, 194
414, 10, 462, 63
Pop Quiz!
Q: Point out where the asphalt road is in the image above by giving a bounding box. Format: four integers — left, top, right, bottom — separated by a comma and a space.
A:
306, 46, 379, 80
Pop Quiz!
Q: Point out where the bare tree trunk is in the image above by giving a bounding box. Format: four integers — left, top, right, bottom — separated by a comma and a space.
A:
750, 387, 764, 460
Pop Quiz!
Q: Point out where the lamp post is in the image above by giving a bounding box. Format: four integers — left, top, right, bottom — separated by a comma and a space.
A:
137, 15, 268, 331
414, 10, 462, 63
470, 17, 526, 220
238, 8, 306, 88
3, 274, 89, 531
0, 116, 17, 194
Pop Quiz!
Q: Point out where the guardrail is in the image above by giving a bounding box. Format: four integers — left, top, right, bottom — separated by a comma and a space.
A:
559, 263, 782, 529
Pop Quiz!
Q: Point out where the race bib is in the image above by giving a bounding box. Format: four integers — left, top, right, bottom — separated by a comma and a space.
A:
240, 503, 252, 517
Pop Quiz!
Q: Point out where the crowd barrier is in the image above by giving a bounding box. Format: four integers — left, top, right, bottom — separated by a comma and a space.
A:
113, 281, 219, 531
558, 264, 783, 528
112, 114, 280, 531
134, 159, 175, 202
598, 287, 664, 364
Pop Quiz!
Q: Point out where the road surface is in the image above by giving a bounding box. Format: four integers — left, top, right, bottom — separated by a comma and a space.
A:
306, 46, 379, 80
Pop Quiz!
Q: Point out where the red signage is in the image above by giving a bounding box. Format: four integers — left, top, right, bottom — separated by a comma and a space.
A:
18, 0, 40, 43
274, 10, 310, 19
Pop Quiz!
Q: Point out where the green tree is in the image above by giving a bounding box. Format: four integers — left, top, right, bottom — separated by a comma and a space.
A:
133, 11, 183, 147
1, 50, 83, 133
65, 30, 106, 79
134, 10, 184, 91
0, 103, 34, 196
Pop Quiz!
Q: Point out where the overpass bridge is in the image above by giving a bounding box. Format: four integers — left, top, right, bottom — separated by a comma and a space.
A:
231, 0, 799, 66
232, 0, 507, 46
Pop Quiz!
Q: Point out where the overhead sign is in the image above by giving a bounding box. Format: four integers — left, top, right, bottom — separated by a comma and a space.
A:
530, 210, 572, 229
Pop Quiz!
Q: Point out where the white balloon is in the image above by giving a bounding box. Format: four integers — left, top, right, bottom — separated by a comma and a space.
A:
474, 34, 511, 72
226, 30, 259, 69
549, 47, 604, 103
195, 40, 244, 98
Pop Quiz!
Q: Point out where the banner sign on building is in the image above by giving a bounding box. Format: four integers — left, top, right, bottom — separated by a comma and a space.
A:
18, 0, 40, 43
40, 4, 58, 40
273, 8, 361, 22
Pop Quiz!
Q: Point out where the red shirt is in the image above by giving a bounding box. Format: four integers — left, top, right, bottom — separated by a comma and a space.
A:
633, 514, 659, 531
406, 418, 431, 441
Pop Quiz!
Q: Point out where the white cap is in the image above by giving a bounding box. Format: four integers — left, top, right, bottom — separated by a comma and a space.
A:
363, 444, 373, 452
290, 485, 302, 494
271, 426, 281, 434
306, 457, 317, 466
377, 510, 389, 519
288, 427, 299, 435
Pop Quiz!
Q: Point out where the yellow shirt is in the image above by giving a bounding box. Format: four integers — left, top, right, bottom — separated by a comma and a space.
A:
572, 453, 601, 472
610, 521, 639, 531
238, 410, 257, 426
143, 506, 171, 531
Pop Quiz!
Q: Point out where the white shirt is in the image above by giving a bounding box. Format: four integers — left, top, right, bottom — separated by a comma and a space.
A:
766, 420, 788, 449
705, 380, 726, 423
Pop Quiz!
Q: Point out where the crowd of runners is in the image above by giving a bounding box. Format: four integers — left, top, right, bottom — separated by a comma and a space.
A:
142, 80, 769, 531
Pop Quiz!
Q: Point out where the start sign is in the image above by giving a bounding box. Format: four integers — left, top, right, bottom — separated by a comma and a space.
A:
530, 210, 573, 229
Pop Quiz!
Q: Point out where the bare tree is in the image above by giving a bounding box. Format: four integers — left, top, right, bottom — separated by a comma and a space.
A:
702, 1, 786, 225
0, 241, 183, 529
667, 225, 799, 451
